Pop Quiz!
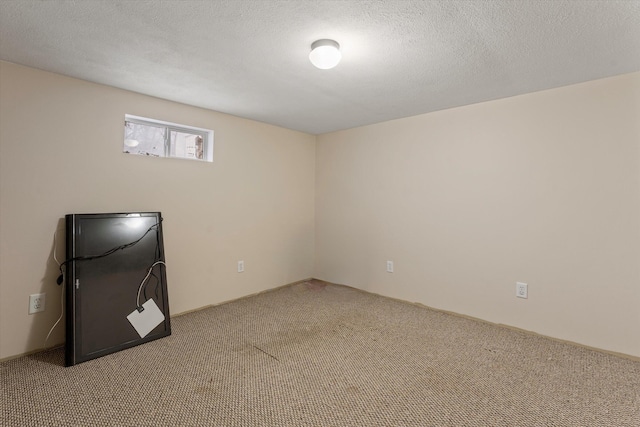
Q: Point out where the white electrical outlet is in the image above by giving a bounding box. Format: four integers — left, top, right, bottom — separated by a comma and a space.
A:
29, 293, 46, 314
237, 260, 245, 273
386, 260, 394, 273
516, 282, 528, 299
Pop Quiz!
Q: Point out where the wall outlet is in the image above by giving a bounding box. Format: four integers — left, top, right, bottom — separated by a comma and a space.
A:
386, 260, 394, 273
237, 260, 245, 273
516, 282, 528, 299
29, 293, 46, 314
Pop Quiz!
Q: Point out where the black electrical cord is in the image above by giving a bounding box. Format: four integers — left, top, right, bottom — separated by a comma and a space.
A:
56, 219, 163, 285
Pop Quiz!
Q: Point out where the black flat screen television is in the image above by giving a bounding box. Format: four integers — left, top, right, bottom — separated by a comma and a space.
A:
64, 212, 171, 366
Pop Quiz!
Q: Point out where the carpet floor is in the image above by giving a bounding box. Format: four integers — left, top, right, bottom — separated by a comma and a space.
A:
2, 280, 639, 426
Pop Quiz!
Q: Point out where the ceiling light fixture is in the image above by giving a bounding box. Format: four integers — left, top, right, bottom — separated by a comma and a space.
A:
309, 39, 341, 70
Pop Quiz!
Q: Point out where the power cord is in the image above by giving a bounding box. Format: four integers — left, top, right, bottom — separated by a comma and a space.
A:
45, 230, 65, 347
136, 261, 166, 309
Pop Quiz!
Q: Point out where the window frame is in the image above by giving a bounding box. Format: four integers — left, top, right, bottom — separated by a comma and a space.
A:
124, 114, 214, 162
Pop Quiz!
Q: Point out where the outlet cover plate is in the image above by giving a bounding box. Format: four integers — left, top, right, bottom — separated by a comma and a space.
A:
516, 282, 528, 299
29, 293, 46, 314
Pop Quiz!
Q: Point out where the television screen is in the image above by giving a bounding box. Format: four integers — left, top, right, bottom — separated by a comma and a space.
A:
64, 212, 170, 366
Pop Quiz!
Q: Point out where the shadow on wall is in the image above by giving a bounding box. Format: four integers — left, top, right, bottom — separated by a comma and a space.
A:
26, 217, 66, 364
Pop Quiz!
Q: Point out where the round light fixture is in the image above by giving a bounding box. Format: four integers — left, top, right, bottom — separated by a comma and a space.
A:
309, 39, 341, 70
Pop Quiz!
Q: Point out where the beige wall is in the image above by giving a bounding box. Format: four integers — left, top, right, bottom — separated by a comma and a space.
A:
316, 72, 640, 357
0, 61, 316, 360
2, 61, 639, 361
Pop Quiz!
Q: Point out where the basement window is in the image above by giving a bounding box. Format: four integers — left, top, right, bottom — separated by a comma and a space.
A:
124, 115, 213, 162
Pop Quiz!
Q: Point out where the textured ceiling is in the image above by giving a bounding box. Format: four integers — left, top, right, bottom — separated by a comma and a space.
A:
1, 1, 639, 134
